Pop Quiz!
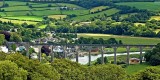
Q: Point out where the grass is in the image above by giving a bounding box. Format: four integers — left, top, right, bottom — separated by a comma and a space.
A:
61, 10, 89, 15
31, 10, 61, 16
134, 23, 145, 26
3, 16, 43, 21
38, 25, 47, 29
56, 3, 84, 9
48, 15, 67, 19
125, 63, 150, 75
105, 47, 151, 53
0, 18, 38, 24
116, 2, 160, 11
90, 6, 109, 13
150, 16, 160, 21
72, 8, 119, 21
1, 6, 32, 11
78, 33, 160, 45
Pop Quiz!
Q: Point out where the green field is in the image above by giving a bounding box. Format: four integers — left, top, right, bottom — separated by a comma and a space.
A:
78, 33, 160, 45
90, 6, 109, 13
0, 18, 38, 24
125, 63, 150, 74
48, 15, 67, 19
72, 8, 119, 21
56, 3, 84, 9
116, 2, 160, 11
4, 16, 43, 21
150, 16, 160, 21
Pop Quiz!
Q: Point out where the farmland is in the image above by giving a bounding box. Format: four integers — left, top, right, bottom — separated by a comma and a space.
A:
116, 2, 160, 11
90, 6, 109, 13
78, 33, 160, 45
72, 8, 120, 21
0, 1, 121, 23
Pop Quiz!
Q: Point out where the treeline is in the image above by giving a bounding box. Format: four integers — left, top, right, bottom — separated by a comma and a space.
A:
77, 37, 123, 44
44, 20, 160, 37
0, 21, 45, 42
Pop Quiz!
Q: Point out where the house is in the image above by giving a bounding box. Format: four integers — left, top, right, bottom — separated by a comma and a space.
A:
53, 46, 63, 53
129, 58, 140, 64
16, 46, 26, 52
0, 46, 8, 53
30, 53, 38, 59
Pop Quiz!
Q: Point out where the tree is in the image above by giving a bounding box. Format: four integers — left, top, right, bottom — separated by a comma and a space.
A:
130, 66, 160, 80
41, 45, 51, 56
51, 59, 88, 80
95, 56, 108, 64
144, 43, 160, 66
0, 34, 5, 45
0, 31, 10, 41
89, 64, 126, 80
10, 33, 22, 42
0, 60, 28, 80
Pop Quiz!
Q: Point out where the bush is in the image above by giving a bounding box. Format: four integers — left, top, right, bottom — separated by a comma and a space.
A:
130, 66, 160, 80
0, 60, 28, 80
51, 59, 88, 80
89, 64, 126, 80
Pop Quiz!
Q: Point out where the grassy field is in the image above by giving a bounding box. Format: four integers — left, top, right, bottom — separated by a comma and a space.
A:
48, 15, 67, 19
0, 18, 38, 24
78, 33, 160, 45
116, 2, 160, 11
150, 16, 160, 21
72, 8, 119, 21
125, 63, 150, 74
3, 16, 43, 21
90, 6, 109, 13
56, 3, 84, 9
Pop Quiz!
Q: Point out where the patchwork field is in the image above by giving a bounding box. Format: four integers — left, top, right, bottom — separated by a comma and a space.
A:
78, 33, 160, 45
90, 6, 109, 13
72, 8, 120, 21
48, 15, 67, 19
116, 2, 160, 11
0, 18, 38, 24
3, 16, 43, 21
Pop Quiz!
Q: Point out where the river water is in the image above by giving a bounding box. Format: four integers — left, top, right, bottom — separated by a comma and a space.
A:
70, 52, 145, 65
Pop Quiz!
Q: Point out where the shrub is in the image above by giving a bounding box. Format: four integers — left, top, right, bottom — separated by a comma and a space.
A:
130, 66, 160, 80
51, 59, 88, 80
89, 64, 126, 80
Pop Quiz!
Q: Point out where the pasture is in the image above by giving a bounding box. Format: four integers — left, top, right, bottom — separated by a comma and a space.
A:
48, 15, 67, 19
0, 18, 38, 24
125, 63, 150, 74
116, 2, 160, 11
72, 8, 119, 21
77, 33, 160, 45
4, 16, 43, 21
90, 6, 109, 13
150, 16, 160, 21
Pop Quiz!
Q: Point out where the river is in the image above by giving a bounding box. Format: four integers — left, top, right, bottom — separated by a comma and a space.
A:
70, 52, 145, 65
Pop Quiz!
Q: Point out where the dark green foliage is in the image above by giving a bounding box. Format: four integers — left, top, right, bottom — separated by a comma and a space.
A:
144, 43, 160, 66
78, 37, 120, 44
95, 56, 108, 64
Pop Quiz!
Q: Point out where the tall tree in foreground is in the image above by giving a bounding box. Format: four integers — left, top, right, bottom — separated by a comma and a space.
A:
145, 43, 160, 66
